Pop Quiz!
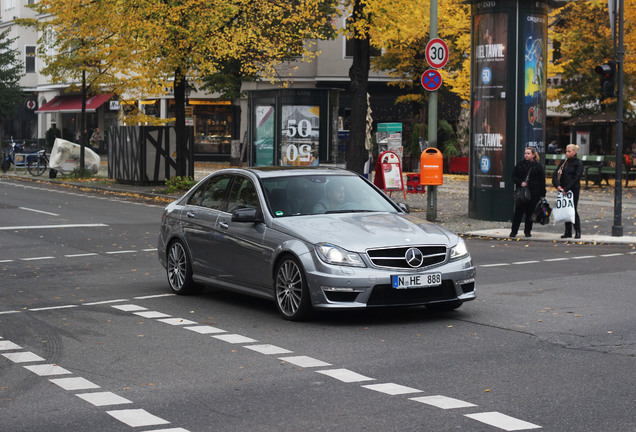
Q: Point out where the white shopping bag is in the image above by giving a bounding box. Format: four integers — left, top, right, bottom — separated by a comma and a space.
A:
552, 191, 575, 225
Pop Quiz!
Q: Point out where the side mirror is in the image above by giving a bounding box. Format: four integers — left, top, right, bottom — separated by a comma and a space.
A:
397, 202, 410, 213
231, 207, 263, 223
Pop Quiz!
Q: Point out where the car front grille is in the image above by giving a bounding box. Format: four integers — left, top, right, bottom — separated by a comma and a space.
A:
367, 281, 457, 306
366, 246, 447, 269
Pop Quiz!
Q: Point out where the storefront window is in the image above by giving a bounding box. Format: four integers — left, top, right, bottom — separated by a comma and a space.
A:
169, 100, 233, 155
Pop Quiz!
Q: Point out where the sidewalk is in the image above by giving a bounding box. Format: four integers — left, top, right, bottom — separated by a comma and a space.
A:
2, 159, 634, 245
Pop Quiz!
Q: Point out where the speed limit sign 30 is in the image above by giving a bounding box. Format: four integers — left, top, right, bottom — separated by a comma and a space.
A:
425, 38, 449, 69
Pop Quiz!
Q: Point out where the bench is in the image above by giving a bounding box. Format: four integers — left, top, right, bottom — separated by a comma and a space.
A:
589, 154, 636, 188
544, 154, 610, 188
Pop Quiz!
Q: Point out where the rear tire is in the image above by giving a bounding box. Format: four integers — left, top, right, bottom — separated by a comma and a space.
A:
274, 256, 312, 321
28, 158, 47, 176
166, 240, 199, 295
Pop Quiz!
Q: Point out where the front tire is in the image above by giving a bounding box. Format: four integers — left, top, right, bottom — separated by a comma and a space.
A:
274, 256, 312, 321
166, 240, 198, 295
28, 159, 47, 176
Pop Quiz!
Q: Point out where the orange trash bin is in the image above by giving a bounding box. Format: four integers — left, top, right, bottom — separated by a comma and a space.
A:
420, 147, 443, 186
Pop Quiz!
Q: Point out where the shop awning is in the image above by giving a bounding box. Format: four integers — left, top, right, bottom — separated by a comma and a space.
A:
36, 93, 113, 113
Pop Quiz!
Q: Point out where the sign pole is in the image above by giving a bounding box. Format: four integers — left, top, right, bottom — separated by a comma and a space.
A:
426, 0, 438, 221
611, 0, 624, 236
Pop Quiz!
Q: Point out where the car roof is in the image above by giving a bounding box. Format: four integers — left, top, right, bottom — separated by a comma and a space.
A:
218, 166, 358, 179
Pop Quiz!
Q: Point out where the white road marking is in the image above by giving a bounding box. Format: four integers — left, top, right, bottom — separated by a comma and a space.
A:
410, 395, 477, 409
317, 368, 375, 383
279, 356, 332, 368
542, 258, 569, 262
65, 253, 99, 258
112, 304, 147, 312
134, 311, 171, 319
571, 255, 596, 259
0, 259, 14, 263
23, 364, 72, 376
362, 383, 422, 395
77, 391, 132, 407
29, 305, 78, 311
106, 409, 170, 428
0, 310, 20, 314
2, 351, 45, 363
50, 377, 100, 391
82, 299, 128, 306
156, 318, 198, 326
480, 263, 510, 267
465, 412, 542, 431
0, 340, 22, 350
0, 223, 108, 231
134, 294, 175, 299
244, 344, 293, 355
512, 260, 541, 265
105, 250, 137, 254
21, 256, 55, 261
184, 325, 226, 334
599, 253, 624, 257
18, 207, 60, 216
212, 334, 258, 344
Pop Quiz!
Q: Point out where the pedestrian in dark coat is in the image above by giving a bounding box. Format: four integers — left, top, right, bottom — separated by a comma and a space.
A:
510, 147, 546, 237
552, 144, 584, 238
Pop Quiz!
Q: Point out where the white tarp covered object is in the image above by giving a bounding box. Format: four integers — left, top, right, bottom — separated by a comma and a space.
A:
49, 138, 100, 174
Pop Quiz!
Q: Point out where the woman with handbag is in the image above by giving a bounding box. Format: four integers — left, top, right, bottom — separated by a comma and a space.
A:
552, 144, 584, 238
510, 147, 546, 237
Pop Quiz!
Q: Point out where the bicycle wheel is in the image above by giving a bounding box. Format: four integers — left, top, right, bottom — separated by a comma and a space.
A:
28, 157, 47, 176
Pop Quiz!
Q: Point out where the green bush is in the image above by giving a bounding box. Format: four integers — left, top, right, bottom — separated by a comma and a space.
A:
164, 176, 197, 193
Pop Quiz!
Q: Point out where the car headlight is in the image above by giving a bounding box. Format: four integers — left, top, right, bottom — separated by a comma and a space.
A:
316, 243, 366, 267
450, 238, 469, 259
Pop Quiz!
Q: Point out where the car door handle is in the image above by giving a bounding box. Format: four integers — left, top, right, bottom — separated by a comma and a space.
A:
219, 221, 229, 230
186, 212, 195, 219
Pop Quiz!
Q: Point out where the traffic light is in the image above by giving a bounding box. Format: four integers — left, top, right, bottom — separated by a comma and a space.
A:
595, 61, 616, 100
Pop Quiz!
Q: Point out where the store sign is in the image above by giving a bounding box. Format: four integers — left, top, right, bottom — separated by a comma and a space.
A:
471, 13, 508, 189
280, 105, 319, 166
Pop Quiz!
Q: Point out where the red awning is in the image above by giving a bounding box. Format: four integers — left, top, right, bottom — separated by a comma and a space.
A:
36, 94, 113, 113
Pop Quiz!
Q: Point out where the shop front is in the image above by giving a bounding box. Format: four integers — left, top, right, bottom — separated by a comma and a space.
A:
248, 89, 340, 167
168, 99, 238, 160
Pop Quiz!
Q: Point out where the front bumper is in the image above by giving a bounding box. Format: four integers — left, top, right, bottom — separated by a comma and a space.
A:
303, 254, 476, 310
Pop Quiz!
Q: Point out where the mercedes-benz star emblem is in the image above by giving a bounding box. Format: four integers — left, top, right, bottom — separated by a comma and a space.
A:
405, 247, 424, 268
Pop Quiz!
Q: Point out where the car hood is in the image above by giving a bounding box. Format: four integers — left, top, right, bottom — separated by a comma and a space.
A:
272, 212, 456, 250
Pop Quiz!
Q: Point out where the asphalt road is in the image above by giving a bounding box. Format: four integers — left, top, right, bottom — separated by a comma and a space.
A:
1, 178, 635, 432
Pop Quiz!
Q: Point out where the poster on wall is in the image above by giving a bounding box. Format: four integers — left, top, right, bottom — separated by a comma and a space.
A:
254, 105, 275, 166
576, 131, 590, 155
472, 13, 508, 189
280, 105, 320, 166
523, 15, 548, 156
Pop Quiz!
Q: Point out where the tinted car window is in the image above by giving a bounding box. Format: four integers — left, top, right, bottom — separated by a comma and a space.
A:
200, 175, 232, 211
187, 180, 208, 206
227, 177, 260, 212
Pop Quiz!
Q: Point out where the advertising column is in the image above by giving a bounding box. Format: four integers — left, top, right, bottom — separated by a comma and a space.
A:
469, 0, 548, 221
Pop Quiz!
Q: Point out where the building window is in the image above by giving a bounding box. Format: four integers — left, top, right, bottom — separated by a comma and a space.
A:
27, 0, 36, 4
4, 0, 16, 10
25, 46, 36, 73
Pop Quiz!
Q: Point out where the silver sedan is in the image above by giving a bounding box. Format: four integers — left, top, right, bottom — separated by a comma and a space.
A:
158, 167, 476, 320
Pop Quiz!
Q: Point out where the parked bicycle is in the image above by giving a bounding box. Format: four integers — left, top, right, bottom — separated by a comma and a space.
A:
27, 150, 49, 176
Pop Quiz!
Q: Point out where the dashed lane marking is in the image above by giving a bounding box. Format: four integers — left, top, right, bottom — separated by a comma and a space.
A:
18, 206, 60, 216
0, 223, 108, 230
3, 298, 544, 430
465, 412, 542, 431
1, 248, 155, 263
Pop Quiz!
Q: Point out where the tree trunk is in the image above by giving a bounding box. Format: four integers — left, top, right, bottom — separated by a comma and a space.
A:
80, 69, 87, 173
174, 69, 187, 177
346, 0, 371, 175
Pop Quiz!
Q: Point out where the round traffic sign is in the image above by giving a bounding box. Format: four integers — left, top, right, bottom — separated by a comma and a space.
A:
421, 69, 443, 91
425, 38, 449, 69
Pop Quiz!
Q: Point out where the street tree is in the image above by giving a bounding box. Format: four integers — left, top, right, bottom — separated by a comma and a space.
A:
0, 29, 24, 138
19, 0, 138, 173
549, 0, 635, 116
119, 0, 337, 176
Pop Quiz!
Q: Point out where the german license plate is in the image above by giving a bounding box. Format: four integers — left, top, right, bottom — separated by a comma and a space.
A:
392, 273, 442, 289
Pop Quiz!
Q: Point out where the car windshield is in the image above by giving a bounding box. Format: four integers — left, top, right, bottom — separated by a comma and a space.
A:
262, 174, 398, 217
